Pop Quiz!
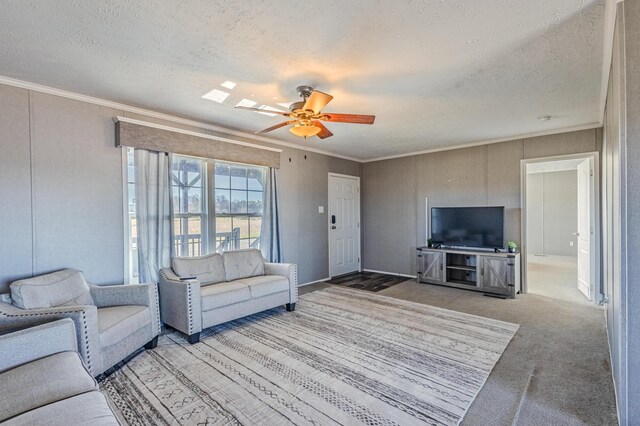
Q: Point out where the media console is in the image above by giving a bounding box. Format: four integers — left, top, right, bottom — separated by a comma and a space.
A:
416, 247, 520, 298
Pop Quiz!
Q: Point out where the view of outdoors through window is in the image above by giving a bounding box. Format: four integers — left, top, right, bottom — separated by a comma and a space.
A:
126, 149, 266, 283
172, 156, 207, 257
214, 162, 265, 252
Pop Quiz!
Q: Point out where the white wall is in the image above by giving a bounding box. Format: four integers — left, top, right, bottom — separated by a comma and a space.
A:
526, 170, 578, 257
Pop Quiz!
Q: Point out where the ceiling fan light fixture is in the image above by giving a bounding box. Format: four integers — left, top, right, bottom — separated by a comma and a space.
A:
289, 123, 321, 138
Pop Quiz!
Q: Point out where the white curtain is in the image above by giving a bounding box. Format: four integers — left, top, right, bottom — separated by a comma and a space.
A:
260, 167, 282, 262
134, 149, 172, 283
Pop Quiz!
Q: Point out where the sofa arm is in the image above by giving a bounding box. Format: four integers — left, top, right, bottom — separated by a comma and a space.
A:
265, 262, 298, 304
0, 301, 101, 376
0, 318, 77, 373
90, 283, 161, 338
158, 269, 202, 336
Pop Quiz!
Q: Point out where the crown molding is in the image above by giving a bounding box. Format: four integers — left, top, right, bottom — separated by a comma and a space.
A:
362, 122, 601, 163
0, 51, 608, 166
0, 75, 362, 163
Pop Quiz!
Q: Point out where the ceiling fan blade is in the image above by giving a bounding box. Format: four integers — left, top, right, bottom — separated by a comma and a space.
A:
303, 90, 333, 113
322, 113, 375, 124
313, 121, 333, 139
235, 106, 289, 116
256, 121, 295, 134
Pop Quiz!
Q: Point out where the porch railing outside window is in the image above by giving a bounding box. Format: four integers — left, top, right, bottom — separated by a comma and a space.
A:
172, 156, 207, 258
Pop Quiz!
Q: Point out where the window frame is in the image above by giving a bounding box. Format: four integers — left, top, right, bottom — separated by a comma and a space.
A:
213, 160, 266, 253
171, 154, 209, 257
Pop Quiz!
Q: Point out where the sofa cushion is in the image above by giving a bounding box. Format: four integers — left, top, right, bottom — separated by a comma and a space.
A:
236, 275, 290, 299
201, 282, 251, 311
223, 249, 265, 281
4, 390, 119, 426
98, 305, 150, 348
0, 351, 97, 423
172, 253, 225, 286
10, 269, 94, 310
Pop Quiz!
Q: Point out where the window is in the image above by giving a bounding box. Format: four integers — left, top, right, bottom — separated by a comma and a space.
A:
124, 153, 266, 282
214, 162, 265, 252
171, 156, 208, 257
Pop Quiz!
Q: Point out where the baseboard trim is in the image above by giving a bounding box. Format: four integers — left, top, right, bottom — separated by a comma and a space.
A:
362, 269, 416, 279
299, 277, 330, 287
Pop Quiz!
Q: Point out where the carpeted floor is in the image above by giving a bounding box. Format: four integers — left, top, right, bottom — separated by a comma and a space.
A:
324, 271, 408, 292
527, 255, 592, 306
299, 281, 618, 425
101, 286, 518, 425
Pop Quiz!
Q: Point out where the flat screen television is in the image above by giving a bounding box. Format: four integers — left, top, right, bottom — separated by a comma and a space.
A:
431, 206, 504, 249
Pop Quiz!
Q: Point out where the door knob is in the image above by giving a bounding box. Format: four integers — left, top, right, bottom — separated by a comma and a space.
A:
331, 225, 337, 229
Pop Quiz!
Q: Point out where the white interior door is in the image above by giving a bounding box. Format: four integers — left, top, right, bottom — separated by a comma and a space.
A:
328, 174, 360, 277
577, 159, 592, 300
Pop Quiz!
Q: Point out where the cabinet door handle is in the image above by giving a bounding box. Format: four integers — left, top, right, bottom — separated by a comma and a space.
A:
440, 262, 443, 270
481, 267, 484, 275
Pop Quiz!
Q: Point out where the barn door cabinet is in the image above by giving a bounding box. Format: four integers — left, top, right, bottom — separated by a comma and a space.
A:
416, 247, 520, 298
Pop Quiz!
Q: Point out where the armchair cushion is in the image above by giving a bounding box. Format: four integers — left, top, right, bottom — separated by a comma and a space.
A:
10, 269, 94, 310
172, 253, 225, 286
223, 249, 265, 281
201, 282, 251, 310
4, 391, 119, 426
236, 275, 290, 298
98, 305, 150, 348
0, 351, 97, 422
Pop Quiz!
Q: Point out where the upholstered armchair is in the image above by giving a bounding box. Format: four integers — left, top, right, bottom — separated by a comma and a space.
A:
0, 269, 161, 376
0, 319, 120, 424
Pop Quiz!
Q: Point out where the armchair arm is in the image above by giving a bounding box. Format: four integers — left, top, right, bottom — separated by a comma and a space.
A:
265, 262, 298, 304
0, 301, 101, 376
90, 283, 161, 338
0, 318, 77, 373
158, 269, 202, 336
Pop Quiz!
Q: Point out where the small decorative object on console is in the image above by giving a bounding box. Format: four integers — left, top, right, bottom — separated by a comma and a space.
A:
507, 241, 518, 253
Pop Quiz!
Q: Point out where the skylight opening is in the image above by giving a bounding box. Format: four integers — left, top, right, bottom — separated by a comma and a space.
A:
236, 99, 257, 108
220, 80, 237, 90
202, 89, 230, 103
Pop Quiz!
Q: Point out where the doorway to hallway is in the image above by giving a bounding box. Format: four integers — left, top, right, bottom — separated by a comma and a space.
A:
521, 153, 600, 306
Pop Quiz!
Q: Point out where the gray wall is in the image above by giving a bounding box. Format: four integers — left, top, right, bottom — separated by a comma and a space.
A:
363, 129, 599, 276
602, 1, 640, 423
0, 86, 125, 292
526, 170, 578, 257
0, 83, 361, 291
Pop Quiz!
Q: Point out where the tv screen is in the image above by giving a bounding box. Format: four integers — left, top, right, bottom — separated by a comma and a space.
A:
431, 206, 504, 249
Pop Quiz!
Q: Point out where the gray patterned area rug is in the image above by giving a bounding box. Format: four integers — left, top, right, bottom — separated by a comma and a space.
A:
101, 286, 518, 426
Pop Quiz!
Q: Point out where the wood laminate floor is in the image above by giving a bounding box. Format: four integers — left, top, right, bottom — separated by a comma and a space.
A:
324, 271, 408, 292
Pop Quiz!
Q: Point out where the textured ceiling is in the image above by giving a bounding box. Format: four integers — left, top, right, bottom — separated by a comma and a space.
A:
0, 0, 606, 160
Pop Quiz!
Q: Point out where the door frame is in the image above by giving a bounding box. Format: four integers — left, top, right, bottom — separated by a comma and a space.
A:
520, 152, 601, 304
328, 173, 362, 278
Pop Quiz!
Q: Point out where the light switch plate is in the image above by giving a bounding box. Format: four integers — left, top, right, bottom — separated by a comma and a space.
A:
318, 206, 324, 213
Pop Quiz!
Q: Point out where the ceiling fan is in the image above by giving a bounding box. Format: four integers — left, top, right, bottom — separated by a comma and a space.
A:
235, 86, 375, 139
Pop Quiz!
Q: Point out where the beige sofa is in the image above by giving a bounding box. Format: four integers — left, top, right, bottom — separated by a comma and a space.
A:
159, 249, 297, 343
0, 319, 119, 425
0, 269, 161, 376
